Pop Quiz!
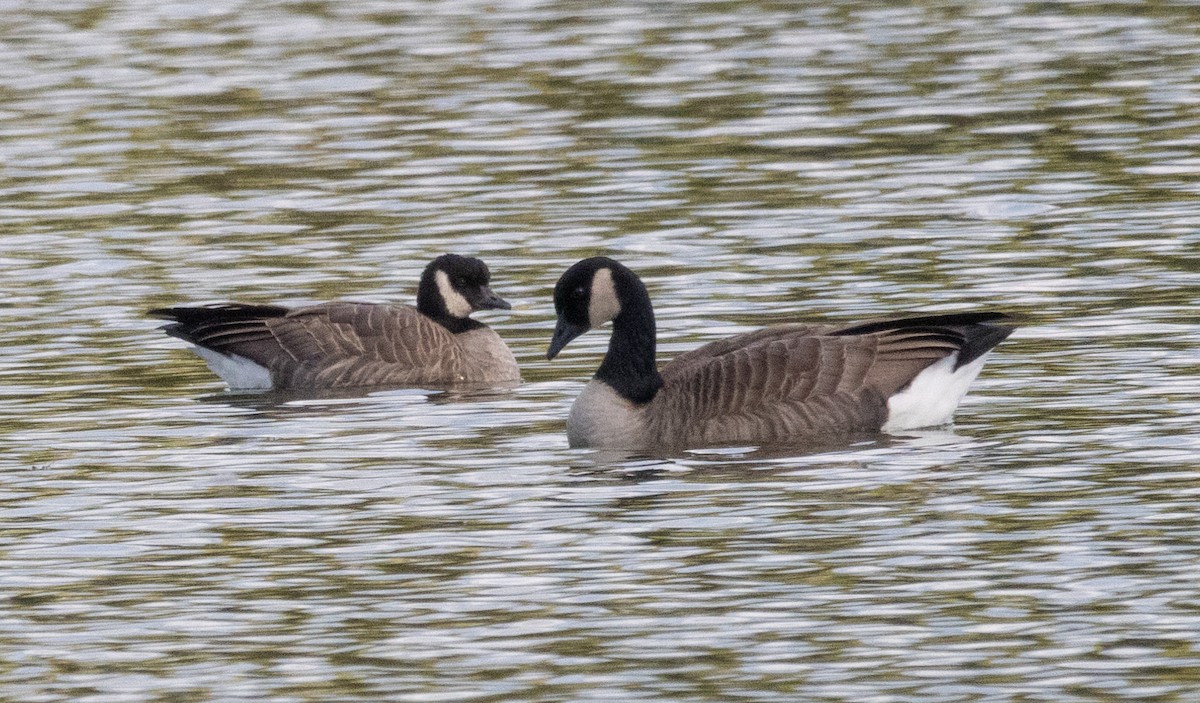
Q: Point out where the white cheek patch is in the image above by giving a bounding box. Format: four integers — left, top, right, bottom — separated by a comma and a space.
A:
436, 270, 474, 318
588, 267, 622, 327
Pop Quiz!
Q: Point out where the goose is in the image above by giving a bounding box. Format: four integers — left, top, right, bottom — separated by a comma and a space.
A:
150, 253, 519, 391
546, 256, 1015, 450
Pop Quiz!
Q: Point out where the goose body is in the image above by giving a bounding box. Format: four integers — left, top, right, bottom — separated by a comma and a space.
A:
150, 254, 519, 391
547, 257, 1015, 450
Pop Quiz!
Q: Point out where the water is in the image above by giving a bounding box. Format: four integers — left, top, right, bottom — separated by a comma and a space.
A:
2, 1, 1199, 700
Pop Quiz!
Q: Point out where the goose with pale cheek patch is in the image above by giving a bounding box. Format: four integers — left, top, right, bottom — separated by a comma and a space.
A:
547, 256, 1015, 451
150, 254, 519, 391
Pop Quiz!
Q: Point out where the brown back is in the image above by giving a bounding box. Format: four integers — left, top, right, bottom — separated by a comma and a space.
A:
646, 320, 1001, 447
173, 302, 512, 389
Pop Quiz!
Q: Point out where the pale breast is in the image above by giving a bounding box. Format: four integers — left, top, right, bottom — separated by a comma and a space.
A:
455, 327, 520, 383
567, 380, 648, 448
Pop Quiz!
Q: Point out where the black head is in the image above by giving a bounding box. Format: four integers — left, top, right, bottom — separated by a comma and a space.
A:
547, 256, 662, 403
417, 254, 511, 326
547, 256, 635, 360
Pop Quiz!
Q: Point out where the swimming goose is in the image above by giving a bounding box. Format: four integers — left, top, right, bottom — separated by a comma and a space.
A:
547, 256, 1015, 450
150, 254, 519, 391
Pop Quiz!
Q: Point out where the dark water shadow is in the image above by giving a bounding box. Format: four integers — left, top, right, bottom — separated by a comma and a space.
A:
565, 427, 983, 482
192, 380, 521, 418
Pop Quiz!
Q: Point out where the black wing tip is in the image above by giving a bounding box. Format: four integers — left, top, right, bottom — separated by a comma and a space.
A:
146, 303, 292, 324
832, 311, 1017, 369
835, 311, 1016, 337
148, 304, 291, 354
956, 321, 1017, 368
155, 322, 199, 344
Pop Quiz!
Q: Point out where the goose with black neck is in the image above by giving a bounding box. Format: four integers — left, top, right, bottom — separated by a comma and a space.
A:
151, 253, 520, 391
547, 256, 1015, 451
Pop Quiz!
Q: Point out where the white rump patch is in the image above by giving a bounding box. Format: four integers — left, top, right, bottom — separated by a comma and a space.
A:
193, 347, 273, 390
588, 267, 621, 328
435, 270, 473, 318
883, 352, 992, 432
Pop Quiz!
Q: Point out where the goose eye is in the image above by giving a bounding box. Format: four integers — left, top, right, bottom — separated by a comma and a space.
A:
573, 286, 586, 298
454, 276, 468, 287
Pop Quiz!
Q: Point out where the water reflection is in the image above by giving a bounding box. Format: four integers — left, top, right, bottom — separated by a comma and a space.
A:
2, 0, 1199, 700
193, 382, 523, 413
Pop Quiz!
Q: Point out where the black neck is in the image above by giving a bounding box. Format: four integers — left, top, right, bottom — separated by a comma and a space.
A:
596, 289, 663, 404
433, 315, 484, 334
416, 273, 444, 319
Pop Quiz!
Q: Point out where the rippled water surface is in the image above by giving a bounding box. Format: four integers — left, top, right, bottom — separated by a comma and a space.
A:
3, 1, 1199, 701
